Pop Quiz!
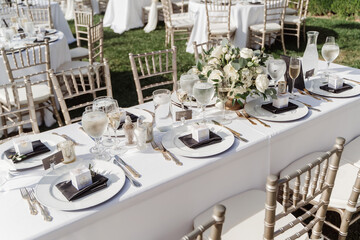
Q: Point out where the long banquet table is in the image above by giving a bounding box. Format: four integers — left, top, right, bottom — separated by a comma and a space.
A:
1, 61, 360, 239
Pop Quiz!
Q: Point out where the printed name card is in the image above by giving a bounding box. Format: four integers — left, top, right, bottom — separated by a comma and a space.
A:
175, 110, 192, 121
42, 151, 64, 170
305, 69, 315, 79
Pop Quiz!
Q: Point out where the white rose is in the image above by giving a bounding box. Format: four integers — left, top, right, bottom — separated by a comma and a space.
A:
210, 46, 223, 59
240, 48, 254, 59
208, 69, 223, 84
201, 65, 213, 76
256, 66, 264, 74
224, 64, 239, 82
252, 56, 260, 64
255, 74, 269, 93
222, 47, 228, 53
225, 54, 231, 61
208, 58, 220, 66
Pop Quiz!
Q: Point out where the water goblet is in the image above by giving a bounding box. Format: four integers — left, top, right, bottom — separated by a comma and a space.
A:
217, 79, 231, 124
289, 56, 301, 98
193, 81, 214, 123
321, 36, 340, 83
266, 58, 287, 86
81, 107, 109, 160
180, 73, 199, 109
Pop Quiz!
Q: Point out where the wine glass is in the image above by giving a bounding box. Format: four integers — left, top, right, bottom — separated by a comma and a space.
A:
93, 96, 118, 147
266, 58, 287, 86
193, 81, 214, 123
180, 73, 199, 109
217, 79, 231, 124
289, 57, 301, 98
321, 36, 340, 83
81, 107, 109, 160
107, 107, 127, 155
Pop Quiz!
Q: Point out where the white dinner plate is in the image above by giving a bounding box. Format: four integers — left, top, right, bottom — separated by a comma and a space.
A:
308, 77, 360, 98
171, 92, 217, 108
244, 98, 309, 122
35, 160, 126, 211
103, 108, 153, 136
162, 123, 234, 157
0, 133, 64, 171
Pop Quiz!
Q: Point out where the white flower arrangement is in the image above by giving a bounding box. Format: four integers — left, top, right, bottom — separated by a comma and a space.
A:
193, 39, 276, 106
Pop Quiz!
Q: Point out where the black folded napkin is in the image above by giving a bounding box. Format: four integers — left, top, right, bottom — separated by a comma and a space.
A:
118, 112, 139, 129
250, 2, 262, 4
179, 131, 222, 149
5, 140, 50, 164
262, 102, 298, 114
320, 83, 353, 94
33, 37, 51, 43
56, 172, 108, 201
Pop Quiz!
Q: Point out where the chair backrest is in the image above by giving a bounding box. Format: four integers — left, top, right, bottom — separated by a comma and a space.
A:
0, 1, 20, 19
22, 0, 53, 29
287, 0, 300, 11
181, 204, 226, 240
49, 60, 113, 125
74, 9, 94, 48
75, 0, 93, 12
297, 0, 309, 20
129, 47, 178, 104
338, 168, 360, 240
0, 78, 39, 142
88, 20, 104, 64
263, 0, 287, 30
161, 0, 174, 28
263, 137, 345, 240
1, 40, 51, 85
193, 40, 220, 62
204, 0, 232, 39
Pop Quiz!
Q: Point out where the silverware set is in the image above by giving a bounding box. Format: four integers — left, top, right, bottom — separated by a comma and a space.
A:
298, 89, 332, 102
151, 140, 183, 165
20, 188, 52, 221
212, 120, 248, 143
113, 157, 142, 188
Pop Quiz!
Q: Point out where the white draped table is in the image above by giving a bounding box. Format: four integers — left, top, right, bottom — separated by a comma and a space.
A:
48, 2, 76, 43
103, 0, 152, 34
187, 0, 264, 53
63, 0, 100, 20
1, 62, 360, 239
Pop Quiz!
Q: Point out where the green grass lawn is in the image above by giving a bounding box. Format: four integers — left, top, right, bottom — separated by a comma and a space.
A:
65, 16, 360, 239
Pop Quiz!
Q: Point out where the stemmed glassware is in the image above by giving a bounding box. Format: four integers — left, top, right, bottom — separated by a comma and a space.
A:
289, 56, 301, 98
180, 73, 199, 109
266, 58, 287, 86
93, 96, 118, 147
193, 81, 214, 123
107, 107, 127, 155
321, 36, 340, 82
81, 107, 109, 160
217, 79, 231, 124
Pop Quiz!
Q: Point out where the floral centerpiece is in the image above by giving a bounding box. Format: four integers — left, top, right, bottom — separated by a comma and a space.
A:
191, 39, 276, 107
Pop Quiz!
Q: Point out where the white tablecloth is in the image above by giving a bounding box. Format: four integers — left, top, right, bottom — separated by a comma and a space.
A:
186, 0, 264, 53
63, 0, 100, 20
103, 0, 151, 34
1, 62, 360, 239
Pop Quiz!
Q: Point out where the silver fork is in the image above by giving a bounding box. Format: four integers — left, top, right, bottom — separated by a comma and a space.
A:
151, 141, 171, 161
19, 188, 38, 215
27, 188, 53, 221
160, 143, 183, 166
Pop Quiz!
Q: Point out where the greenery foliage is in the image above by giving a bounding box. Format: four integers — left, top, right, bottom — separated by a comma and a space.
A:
308, 0, 360, 17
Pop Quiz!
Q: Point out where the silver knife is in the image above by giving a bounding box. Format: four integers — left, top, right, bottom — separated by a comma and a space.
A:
113, 159, 142, 187
159, 142, 183, 166
114, 155, 141, 178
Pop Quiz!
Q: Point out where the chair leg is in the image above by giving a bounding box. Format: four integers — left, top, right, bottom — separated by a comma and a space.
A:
281, 30, 286, 55
50, 97, 63, 127
303, 20, 306, 43
171, 30, 175, 48
261, 32, 266, 50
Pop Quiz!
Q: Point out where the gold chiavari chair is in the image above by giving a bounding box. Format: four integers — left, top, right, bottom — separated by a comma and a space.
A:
286, 0, 300, 15
284, 0, 310, 49
248, 0, 287, 54
22, 0, 53, 29
160, 0, 193, 47
181, 205, 226, 240
192, 39, 221, 62
204, 0, 235, 41
70, 9, 94, 61
0, 78, 39, 142
49, 60, 113, 125
129, 47, 178, 104
189, 137, 345, 239
172, 0, 189, 13
74, 0, 93, 11
1, 40, 63, 129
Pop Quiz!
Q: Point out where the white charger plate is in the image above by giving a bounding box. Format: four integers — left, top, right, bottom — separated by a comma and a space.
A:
171, 92, 217, 108
103, 108, 153, 137
162, 123, 234, 157
244, 98, 309, 122
308, 77, 360, 98
35, 160, 126, 211
0, 133, 64, 170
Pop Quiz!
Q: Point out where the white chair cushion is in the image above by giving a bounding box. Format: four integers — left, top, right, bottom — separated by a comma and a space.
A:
0, 83, 50, 105
194, 190, 307, 240
56, 61, 100, 75
209, 23, 236, 35
280, 152, 360, 209
250, 22, 281, 33
341, 135, 360, 168
70, 47, 89, 60
286, 7, 298, 15
284, 15, 304, 24
168, 15, 193, 28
